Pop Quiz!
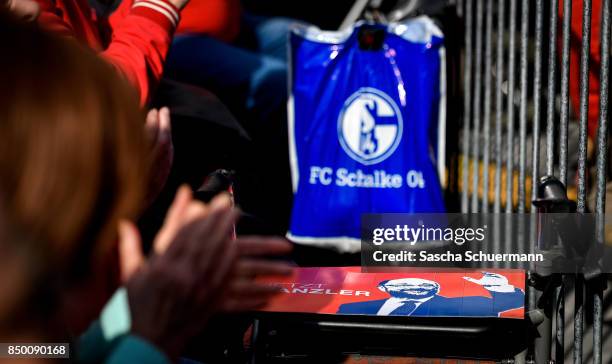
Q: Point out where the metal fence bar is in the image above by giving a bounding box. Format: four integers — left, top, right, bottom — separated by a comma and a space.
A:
494, 0, 505, 213
457, 0, 606, 362
462, 0, 473, 213
593, 284, 603, 364
506, 0, 517, 213
517, 0, 529, 213
529, 1, 547, 358
546, 0, 559, 177
577, 0, 592, 213
595, 0, 611, 217
556, 2, 571, 363
531, 0, 544, 212
574, 275, 585, 364
455, 0, 608, 361
593, 1, 610, 363
555, 284, 565, 364
560, 0, 573, 186
471, 0, 484, 213
575, 0, 592, 360
481, 0, 493, 213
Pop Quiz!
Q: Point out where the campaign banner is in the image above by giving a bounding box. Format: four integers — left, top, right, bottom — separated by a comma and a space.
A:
258, 267, 525, 319
287, 18, 447, 253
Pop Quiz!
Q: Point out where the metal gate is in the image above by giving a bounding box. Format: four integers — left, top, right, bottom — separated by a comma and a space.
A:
456, 0, 610, 362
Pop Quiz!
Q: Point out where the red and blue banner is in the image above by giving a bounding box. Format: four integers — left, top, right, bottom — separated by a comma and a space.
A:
258, 268, 525, 319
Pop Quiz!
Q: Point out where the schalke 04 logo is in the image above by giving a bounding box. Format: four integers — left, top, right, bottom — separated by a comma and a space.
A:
337, 88, 403, 165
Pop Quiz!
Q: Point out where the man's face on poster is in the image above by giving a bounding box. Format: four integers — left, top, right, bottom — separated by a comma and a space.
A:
379, 278, 440, 299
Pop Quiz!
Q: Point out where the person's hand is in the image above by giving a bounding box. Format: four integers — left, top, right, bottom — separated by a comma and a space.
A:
118, 185, 228, 282
145, 107, 174, 206
167, 0, 190, 10
124, 192, 238, 359
221, 237, 294, 312
463, 272, 515, 293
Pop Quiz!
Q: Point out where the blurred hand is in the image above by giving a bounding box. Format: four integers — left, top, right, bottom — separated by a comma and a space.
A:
118, 185, 230, 282
167, 0, 190, 10
145, 107, 174, 205
117, 184, 294, 358
221, 237, 294, 312
123, 190, 238, 359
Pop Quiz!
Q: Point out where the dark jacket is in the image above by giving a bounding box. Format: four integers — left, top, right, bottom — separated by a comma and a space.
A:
336, 288, 524, 317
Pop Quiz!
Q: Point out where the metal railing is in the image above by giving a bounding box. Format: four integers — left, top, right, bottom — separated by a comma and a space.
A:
457, 0, 610, 363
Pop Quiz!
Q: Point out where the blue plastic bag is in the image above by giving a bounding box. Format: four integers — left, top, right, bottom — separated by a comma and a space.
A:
288, 17, 447, 252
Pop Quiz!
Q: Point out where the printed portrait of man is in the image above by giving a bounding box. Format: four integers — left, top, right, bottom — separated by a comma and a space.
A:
336, 272, 524, 317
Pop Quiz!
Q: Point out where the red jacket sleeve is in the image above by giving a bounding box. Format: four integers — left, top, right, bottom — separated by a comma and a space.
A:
105, 0, 180, 105
35, 0, 179, 105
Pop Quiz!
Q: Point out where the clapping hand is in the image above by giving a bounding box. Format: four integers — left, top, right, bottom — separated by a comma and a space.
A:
117, 186, 294, 358
119, 187, 238, 358
220, 236, 293, 312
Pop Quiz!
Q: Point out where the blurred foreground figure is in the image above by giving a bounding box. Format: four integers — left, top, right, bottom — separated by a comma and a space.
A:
0, 196, 43, 358
0, 11, 292, 363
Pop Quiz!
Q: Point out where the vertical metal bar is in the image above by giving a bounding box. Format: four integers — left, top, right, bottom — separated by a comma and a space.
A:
574, 276, 585, 364
531, 0, 544, 211
462, 0, 473, 213
515, 218, 532, 364
593, 287, 603, 364
481, 0, 494, 212
560, 0, 573, 186
471, 0, 484, 213
575, 0, 592, 360
505, 0, 517, 213
593, 1, 610, 363
527, 3, 548, 360
595, 0, 610, 223
517, 0, 529, 213
557, 2, 571, 363
555, 284, 565, 364
494, 0, 506, 213
577, 0, 592, 213
546, 0, 560, 176
339, 0, 370, 31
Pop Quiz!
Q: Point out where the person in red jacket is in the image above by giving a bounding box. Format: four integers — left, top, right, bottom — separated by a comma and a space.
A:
34, 0, 190, 106
16, 0, 191, 204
